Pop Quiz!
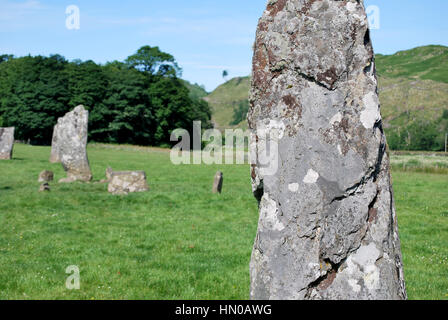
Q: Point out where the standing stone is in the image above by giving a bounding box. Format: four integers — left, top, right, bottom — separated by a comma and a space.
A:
212, 171, 223, 194
106, 167, 114, 181
57, 105, 92, 182
39, 183, 50, 192
0, 127, 15, 160
248, 0, 406, 300
49, 122, 61, 163
99, 167, 114, 184
107, 171, 149, 195
38, 170, 54, 182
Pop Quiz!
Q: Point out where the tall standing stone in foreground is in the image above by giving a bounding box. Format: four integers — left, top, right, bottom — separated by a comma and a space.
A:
49, 122, 61, 163
248, 0, 406, 300
0, 127, 15, 160
58, 105, 92, 182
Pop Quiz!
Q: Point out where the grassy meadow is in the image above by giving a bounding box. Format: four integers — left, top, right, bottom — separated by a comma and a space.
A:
0, 143, 447, 300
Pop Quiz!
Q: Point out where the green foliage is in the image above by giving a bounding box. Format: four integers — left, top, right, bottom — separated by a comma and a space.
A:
230, 100, 249, 126
0, 54, 13, 64
207, 46, 448, 150
125, 45, 181, 77
0, 54, 70, 144
206, 76, 251, 129
443, 109, 448, 120
0, 46, 211, 146
148, 76, 212, 144
376, 45, 448, 83
386, 114, 448, 151
181, 80, 208, 101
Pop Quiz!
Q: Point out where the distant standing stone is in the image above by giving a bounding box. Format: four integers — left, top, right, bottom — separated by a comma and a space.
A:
39, 183, 50, 192
57, 105, 93, 183
49, 122, 61, 163
0, 127, 15, 160
212, 171, 223, 194
38, 170, 54, 182
108, 171, 149, 195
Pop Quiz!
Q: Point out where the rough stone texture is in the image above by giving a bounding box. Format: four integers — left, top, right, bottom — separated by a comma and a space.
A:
57, 105, 92, 183
0, 127, 15, 160
49, 122, 61, 163
212, 171, 224, 194
39, 183, 50, 192
106, 167, 114, 181
99, 167, 114, 184
108, 171, 149, 195
248, 0, 406, 300
38, 170, 54, 182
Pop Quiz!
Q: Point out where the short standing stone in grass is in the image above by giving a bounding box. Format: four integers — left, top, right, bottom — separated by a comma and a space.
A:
57, 105, 93, 183
249, 0, 407, 300
39, 183, 50, 192
49, 122, 61, 163
0, 127, 15, 160
106, 167, 114, 181
107, 171, 149, 195
212, 171, 223, 194
38, 170, 54, 182
99, 167, 114, 184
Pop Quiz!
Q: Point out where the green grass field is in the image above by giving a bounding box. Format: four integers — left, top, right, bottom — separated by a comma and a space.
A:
0, 144, 447, 300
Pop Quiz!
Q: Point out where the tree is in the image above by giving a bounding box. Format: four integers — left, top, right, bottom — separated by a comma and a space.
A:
125, 46, 181, 77
0, 48, 211, 147
0, 54, 70, 144
98, 61, 153, 144
148, 76, 211, 145
65, 60, 107, 109
230, 100, 249, 125
222, 70, 229, 81
0, 54, 13, 64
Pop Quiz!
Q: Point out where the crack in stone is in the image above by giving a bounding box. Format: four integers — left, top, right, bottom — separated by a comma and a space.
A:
304, 257, 348, 299
296, 69, 337, 91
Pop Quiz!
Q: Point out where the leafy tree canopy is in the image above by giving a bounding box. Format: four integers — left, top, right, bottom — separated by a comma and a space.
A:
125, 45, 181, 77
0, 46, 211, 146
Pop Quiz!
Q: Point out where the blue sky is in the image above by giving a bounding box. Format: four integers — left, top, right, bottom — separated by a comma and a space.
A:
1, 0, 447, 91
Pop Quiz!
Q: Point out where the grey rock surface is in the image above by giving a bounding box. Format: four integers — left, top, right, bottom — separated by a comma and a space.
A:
248, 0, 406, 300
106, 167, 114, 181
39, 183, 50, 192
212, 171, 223, 194
0, 127, 15, 160
57, 105, 92, 182
38, 170, 54, 182
108, 171, 149, 195
99, 167, 114, 184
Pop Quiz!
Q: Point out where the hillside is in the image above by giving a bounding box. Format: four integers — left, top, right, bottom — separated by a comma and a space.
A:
181, 79, 209, 101
204, 76, 251, 130
376, 45, 448, 83
205, 45, 448, 151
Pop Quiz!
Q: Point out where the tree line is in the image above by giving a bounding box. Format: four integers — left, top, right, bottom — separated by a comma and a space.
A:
0, 46, 212, 146
387, 110, 448, 152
